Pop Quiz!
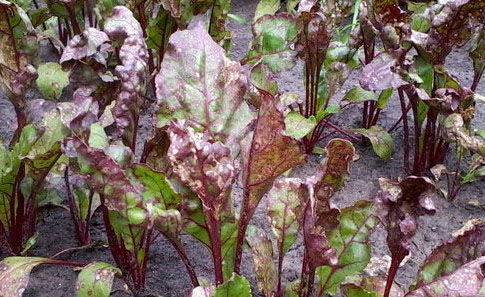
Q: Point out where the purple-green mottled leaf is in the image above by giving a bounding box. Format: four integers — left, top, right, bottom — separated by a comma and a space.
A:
414, 221, 485, 287
241, 90, 306, 219
155, 26, 253, 154
405, 257, 485, 297
209, 0, 231, 50
267, 178, 305, 256
0, 0, 37, 100
59, 28, 111, 69
104, 6, 149, 150
0, 257, 49, 296
167, 121, 235, 214
304, 139, 355, 270
376, 176, 436, 279
316, 201, 378, 295
244, 14, 298, 72
360, 51, 407, 91
353, 126, 394, 159
239, 90, 305, 269
408, 0, 485, 64
76, 262, 120, 297
246, 225, 277, 296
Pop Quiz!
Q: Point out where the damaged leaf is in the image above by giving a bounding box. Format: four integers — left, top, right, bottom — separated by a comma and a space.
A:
155, 26, 253, 153
76, 262, 120, 297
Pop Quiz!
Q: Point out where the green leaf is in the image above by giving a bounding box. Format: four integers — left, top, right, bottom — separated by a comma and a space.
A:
214, 274, 252, 297
227, 13, 247, 25
246, 225, 277, 296
316, 201, 378, 295
146, 9, 177, 51
250, 63, 278, 95
414, 56, 433, 95
341, 86, 378, 106
341, 284, 377, 297
36, 62, 69, 100
0, 257, 49, 296
284, 112, 316, 140
253, 0, 280, 21
76, 262, 120, 297
316, 105, 340, 122
376, 89, 393, 109
88, 123, 108, 149
244, 14, 298, 72
353, 126, 394, 160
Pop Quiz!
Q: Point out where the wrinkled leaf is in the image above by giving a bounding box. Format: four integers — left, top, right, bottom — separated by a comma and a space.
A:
104, 6, 148, 150
413, 221, 485, 287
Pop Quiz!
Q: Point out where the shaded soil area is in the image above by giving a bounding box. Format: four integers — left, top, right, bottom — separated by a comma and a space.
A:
1, 0, 485, 296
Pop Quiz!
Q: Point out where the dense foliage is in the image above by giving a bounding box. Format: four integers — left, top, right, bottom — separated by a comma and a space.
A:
0, 0, 484, 296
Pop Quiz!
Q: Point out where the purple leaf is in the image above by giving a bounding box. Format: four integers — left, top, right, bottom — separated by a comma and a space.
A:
104, 6, 149, 150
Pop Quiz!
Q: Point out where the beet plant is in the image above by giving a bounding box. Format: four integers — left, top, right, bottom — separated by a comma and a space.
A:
0, 0, 484, 296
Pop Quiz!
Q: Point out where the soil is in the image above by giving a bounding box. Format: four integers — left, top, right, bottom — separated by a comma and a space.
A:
1, 0, 485, 296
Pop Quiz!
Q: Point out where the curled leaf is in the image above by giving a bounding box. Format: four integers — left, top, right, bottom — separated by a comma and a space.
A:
59, 28, 111, 69
444, 113, 485, 156
167, 121, 235, 215
353, 126, 394, 160
104, 6, 149, 150
414, 221, 485, 287
405, 257, 485, 297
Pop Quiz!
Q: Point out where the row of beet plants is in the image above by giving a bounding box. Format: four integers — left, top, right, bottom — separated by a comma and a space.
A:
0, 0, 484, 296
